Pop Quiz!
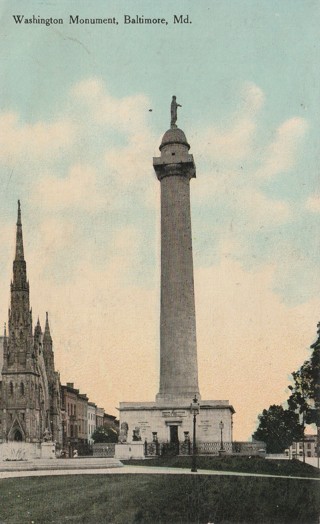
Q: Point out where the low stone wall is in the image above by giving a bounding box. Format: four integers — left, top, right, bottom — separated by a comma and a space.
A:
232, 441, 266, 456
0, 442, 41, 461
92, 443, 116, 457
115, 443, 145, 460
265, 454, 289, 460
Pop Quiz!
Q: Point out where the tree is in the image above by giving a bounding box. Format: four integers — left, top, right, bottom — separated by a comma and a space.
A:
92, 425, 118, 443
252, 405, 304, 453
288, 323, 320, 438
310, 323, 320, 426
288, 360, 314, 424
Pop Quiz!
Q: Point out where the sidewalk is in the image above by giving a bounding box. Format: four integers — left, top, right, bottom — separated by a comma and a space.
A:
1, 464, 319, 481
297, 456, 320, 469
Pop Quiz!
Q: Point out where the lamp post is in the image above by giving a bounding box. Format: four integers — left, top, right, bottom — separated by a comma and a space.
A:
190, 395, 200, 472
219, 420, 224, 453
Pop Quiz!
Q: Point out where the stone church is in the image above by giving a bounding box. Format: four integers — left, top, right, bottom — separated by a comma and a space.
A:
0, 202, 62, 445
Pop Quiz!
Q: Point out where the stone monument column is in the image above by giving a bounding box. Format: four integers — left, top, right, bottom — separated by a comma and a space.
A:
153, 104, 200, 401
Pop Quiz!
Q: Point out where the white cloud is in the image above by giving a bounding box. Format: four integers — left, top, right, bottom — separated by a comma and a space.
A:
104, 136, 155, 186
193, 83, 264, 164
0, 112, 75, 162
32, 164, 106, 212
255, 117, 308, 179
306, 194, 320, 213
235, 187, 291, 228
72, 78, 151, 135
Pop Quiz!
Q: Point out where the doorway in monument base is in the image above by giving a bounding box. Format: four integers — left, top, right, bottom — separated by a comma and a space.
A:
170, 425, 179, 443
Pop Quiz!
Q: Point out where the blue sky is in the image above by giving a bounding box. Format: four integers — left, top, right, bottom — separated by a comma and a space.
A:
0, 0, 319, 439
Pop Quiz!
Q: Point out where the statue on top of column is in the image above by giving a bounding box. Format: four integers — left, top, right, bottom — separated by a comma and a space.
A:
171, 96, 182, 128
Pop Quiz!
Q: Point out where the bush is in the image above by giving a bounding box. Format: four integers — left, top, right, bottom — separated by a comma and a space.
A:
91, 425, 118, 443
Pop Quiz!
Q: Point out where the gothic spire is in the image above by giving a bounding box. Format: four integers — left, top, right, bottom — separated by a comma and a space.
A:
12, 201, 28, 292
15, 200, 24, 261
43, 312, 52, 344
9, 201, 33, 369
34, 317, 42, 337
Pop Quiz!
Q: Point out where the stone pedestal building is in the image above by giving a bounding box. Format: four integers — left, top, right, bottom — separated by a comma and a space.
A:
119, 110, 234, 447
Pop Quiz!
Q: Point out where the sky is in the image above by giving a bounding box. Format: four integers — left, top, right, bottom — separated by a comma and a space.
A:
0, 0, 319, 440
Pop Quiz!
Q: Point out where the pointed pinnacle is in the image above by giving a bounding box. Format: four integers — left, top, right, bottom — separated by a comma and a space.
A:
17, 200, 21, 226
15, 200, 24, 260
44, 312, 51, 334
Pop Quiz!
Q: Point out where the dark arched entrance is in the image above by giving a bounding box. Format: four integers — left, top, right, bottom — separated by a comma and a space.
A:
13, 429, 23, 441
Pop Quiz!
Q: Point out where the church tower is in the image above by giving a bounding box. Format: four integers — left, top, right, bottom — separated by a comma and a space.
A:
1, 201, 49, 443
42, 312, 62, 443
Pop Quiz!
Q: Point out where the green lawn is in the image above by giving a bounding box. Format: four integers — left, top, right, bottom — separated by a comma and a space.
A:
123, 455, 320, 478
0, 473, 319, 523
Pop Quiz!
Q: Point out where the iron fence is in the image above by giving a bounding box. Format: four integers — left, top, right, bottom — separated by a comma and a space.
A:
197, 441, 232, 455
92, 443, 116, 457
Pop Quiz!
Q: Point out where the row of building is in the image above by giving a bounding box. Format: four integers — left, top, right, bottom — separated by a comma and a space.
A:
61, 382, 117, 455
0, 203, 116, 456
289, 435, 319, 459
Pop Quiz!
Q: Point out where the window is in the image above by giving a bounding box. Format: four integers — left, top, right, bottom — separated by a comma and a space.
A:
9, 382, 13, 395
20, 382, 24, 396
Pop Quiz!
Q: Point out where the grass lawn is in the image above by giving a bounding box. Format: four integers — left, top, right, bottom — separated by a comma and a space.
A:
0, 472, 319, 523
123, 455, 320, 478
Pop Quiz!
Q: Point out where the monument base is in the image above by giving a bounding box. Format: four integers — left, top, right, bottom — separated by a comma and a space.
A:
115, 443, 145, 460
119, 399, 235, 446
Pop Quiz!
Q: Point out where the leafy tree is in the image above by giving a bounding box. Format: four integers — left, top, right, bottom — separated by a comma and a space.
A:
92, 425, 118, 443
288, 360, 314, 425
252, 405, 304, 453
310, 324, 320, 425
288, 323, 320, 428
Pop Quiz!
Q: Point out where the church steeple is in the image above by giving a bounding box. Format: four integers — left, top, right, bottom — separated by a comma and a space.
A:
43, 312, 54, 376
43, 312, 53, 353
7, 201, 33, 370
12, 201, 29, 293
15, 200, 24, 261
43, 312, 52, 343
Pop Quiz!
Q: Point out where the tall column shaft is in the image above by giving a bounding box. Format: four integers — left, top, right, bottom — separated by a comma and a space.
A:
153, 127, 200, 401
159, 175, 199, 399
